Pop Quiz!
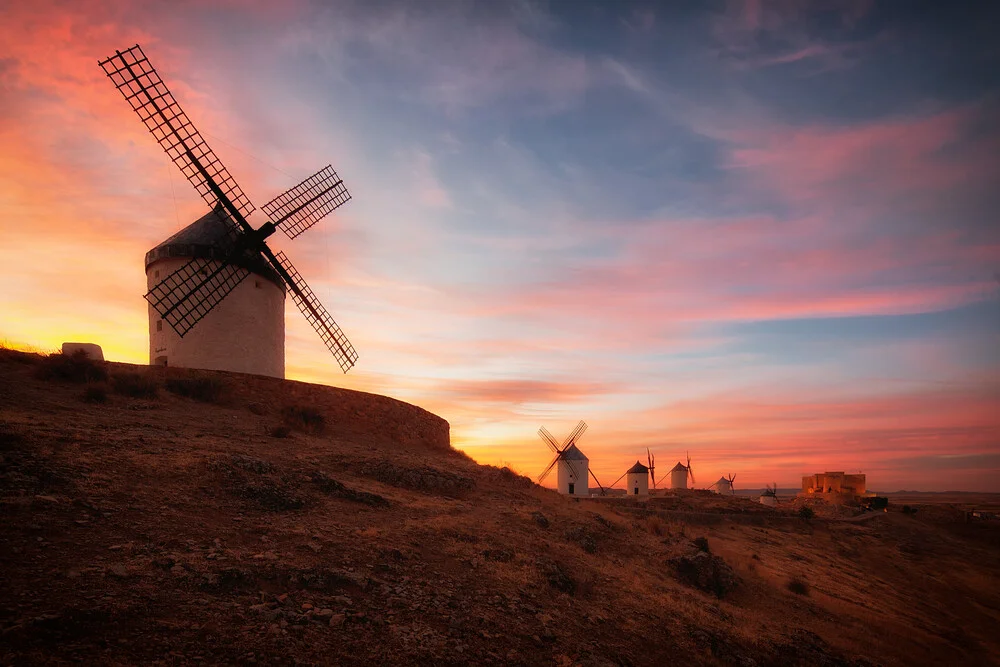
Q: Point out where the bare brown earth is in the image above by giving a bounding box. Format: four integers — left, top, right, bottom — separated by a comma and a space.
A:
2, 348, 999, 666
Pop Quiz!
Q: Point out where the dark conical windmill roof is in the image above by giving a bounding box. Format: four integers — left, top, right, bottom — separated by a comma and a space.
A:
626, 461, 649, 474
561, 443, 588, 461
144, 204, 283, 288
670, 462, 689, 473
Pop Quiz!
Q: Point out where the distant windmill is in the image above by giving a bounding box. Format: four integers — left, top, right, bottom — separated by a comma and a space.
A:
711, 474, 736, 495
537, 421, 604, 497
99, 45, 358, 376
608, 459, 650, 496
659, 451, 695, 489
759, 482, 778, 506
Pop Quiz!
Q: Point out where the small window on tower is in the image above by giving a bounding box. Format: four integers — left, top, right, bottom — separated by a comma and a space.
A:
154, 270, 160, 279
255, 280, 262, 289
156, 320, 162, 332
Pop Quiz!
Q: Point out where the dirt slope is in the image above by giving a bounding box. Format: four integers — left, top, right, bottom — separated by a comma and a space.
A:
1, 349, 998, 666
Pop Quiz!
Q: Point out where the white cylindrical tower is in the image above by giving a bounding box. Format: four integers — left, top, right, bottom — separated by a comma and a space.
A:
670, 462, 689, 489
715, 477, 733, 494
145, 205, 286, 378
625, 461, 649, 496
557, 444, 589, 496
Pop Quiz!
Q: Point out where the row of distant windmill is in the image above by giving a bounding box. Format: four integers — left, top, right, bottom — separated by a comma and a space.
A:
537, 421, 738, 497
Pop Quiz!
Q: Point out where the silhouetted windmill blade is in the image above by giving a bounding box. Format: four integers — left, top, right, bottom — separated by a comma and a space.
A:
262, 165, 351, 239
609, 471, 629, 488
99, 45, 255, 219
146, 257, 250, 336
537, 454, 560, 484
272, 251, 358, 373
537, 426, 561, 453
563, 420, 588, 448
563, 457, 585, 488
588, 470, 606, 494
647, 448, 656, 489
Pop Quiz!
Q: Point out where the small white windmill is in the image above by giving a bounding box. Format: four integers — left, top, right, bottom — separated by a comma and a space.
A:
659, 451, 695, 489
711, 474, 736, 495
537, 421, 603, 497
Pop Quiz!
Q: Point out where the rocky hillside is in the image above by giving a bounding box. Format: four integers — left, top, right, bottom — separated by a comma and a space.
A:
1, 348, 998, 666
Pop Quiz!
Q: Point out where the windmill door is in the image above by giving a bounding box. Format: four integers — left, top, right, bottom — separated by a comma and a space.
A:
568, 483, 575, 495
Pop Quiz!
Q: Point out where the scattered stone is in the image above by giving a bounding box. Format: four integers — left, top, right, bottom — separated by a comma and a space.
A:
531, 511, 550, 528
106, 564, 129, 578
537, 559, 575, 595
669, 549, 739, 598
329, 614, 346, 628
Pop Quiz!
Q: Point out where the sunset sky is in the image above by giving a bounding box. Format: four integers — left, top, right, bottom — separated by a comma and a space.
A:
1, 0, 997, 491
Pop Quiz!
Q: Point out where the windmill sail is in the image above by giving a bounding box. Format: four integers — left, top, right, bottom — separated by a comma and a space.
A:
537, 426, 561, 453
99, 45, 255, 219
262, 165, 351, 239
273, 251, 358, 373
146, 257, 250, 336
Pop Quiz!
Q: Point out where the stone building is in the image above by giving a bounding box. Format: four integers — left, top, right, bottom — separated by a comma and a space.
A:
800, 471, 867, 503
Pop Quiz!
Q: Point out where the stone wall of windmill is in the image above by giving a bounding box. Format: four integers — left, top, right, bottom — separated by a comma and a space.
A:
558, 448, 589, 496
146, 215, 286, 379
625, 461, 649, 496
146, 257, 285, 378
669, 463, 690, 489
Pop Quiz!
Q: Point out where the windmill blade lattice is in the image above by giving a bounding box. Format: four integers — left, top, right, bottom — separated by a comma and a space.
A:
562, 420, 588, 448
274, 251, 358, 373
99, 45, 255, 218
146, 257, 250, 336
262, 165, 351, 239
537, 426, 561, 453
537, 454, 560, 484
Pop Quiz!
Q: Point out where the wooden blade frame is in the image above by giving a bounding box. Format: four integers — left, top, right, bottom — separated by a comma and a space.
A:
537, 426, 561, 453
562, 420, 588, 448
99, 45, 255, 219
274, 251, 358, 373
537, 453, 560, 484
262, 165, 351, 239
146, 256, 250, 336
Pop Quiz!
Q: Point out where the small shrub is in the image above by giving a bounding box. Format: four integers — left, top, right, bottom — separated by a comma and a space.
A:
38, 351, 107, 383
280, 405, 325, 434
309, 471, 389, 508
902, 505, 918, 515
112, 372, 158, 398
538, 559, 576, 595
531, 511, 550, 529
564, 526, 597, 554
645, 516, 667, 536
798, 506, 816, 520
269, 425, 292, 439
248, 402, 267, 416
0, 422, 22, 451
693, 536, 710, 553
165, 376, 227, 403
82, 385, 108, 404
787, 577, 810, 596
